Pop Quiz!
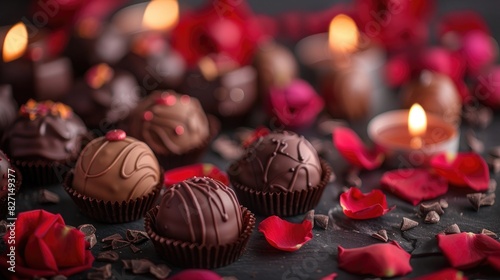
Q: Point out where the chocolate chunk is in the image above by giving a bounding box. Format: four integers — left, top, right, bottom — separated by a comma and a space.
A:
130, 244, 141, 253
344, 167, 362, 187
150, 264, 172, 279
317, 118, 348, 136
439, 199, 449, 209
38, 189, 60, 204
443, 224, 460, 234
419, 202, 444, 215
131, 259, 155, 274
489, 146, 500, 158
467, 193, 483, 211
481, 193, 496, 206
314, 214, 329, 230
111, 239, 130, 250
101, 233, 122, 243
488, 180, 497, 193
401, 217, 419, 231
51, 275, 67, 280
424, 211, 440, 224
122, 260, 132, 270
371, 229, 388, 242
465, 129, 484, 153
303, 210, 315, 225
85, 234, 97, 249
212, 135, 244, 161
481, 229, 497, 238
78, 224, 96, 236
96, 251, 119, 262
88, 264, 112, 280
126, 229, 149, 243
487, 157, 500, 174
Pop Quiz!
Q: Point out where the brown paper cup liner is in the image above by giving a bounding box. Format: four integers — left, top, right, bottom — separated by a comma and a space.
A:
64, 170, 163, 223
156, 115, 220, 170
145, 206, 255, 269
229, 159, 332, 217
0, 167, 22, 219
13, 159, 72, 187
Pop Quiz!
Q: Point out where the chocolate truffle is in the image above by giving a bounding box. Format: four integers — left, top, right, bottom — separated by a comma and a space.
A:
155, 177, 242, 246
64, 63, 140, 130
72, 130, 161, 202
3, 100, 87, 162
0, 85, 17, 139
231, 131, 322, 193
127, 91, 210, 158
402, 71, 462, 124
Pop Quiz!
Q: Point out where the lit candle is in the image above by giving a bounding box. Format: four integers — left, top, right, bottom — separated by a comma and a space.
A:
368, 104, 459, 168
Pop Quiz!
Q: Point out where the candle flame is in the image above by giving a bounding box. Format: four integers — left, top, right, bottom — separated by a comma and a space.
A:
143, 0, 179, 31
408, 104, 427, 137
328, 14, 359, 54
2, 22, 28, 62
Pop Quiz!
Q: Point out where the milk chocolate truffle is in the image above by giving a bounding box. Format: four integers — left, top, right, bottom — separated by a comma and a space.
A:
0, 85, 17, 139
156, 177, 243, 246
402, 71, 462, 124
72, 130, 161, 202
64, 63, 140, 130
127, 91, 210, 167
231, 131, 322, 193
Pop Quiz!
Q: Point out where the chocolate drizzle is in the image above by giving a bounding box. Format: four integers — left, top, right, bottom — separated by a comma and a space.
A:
72, 136, 161, 202
233, 131, 322, 193
156, 177, 242, 246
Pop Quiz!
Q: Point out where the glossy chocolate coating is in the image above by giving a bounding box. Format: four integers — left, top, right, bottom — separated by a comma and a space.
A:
72, 133, 161, 202
128, 91, 209, 156
0, 150, 12, 198
231, 131, 322, 193
0, 85, 17, 139
402, 71, 462, 124
64, 64, 140, 130
3, 100, 87, 162
253, 42, 298, 93
156, 177, 243, 246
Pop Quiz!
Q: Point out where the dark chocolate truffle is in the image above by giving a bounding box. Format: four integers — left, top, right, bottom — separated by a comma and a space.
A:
72, 130, 161, 202
64, 63, 140, 130
127, 91, 210, 157
231, 131, 322, 193
3, 100, 87, 162
0, 85, 17, 138
402, 71, 462, 124
155, 177, 243, 246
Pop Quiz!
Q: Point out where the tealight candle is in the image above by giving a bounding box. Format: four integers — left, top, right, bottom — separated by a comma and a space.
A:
368, 104, 459, 168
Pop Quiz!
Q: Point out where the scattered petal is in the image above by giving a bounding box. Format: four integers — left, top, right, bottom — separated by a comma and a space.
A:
431, 152, 490, 191
381, 169, 448, 205
258, 216, 313, 252
411, 268, 468, 280
320, 272, 337, 280
164, 163, 229, 187
333, 127, 384, 170
338, 241, 412, 277
339, 187, 394, 220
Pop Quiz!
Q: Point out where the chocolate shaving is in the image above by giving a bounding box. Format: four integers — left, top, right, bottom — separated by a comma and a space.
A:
481, 229, 498, 238
488, 180, 497, 193
111, 239, 131, 250
303, 210, 314, 225
439, 199, 449, 209
38, 189, 60, 204
85, 234, 97, 249
122, 260, 132, 270
149, 264, 172, 279
130, 244, 141, 253
424, 211, 440, 224
468, 193, 496, 211
101, 233, 122, 243
401, 217, 419, 231
487, 157, 500, 174
314, 214, 329, 230
465, 129, 484, 153
344, 167, 362, 187
489, 146, 500, 158
419, 202, 444, 215
212, 135, 244, 161
371, 229, 388, 242
481, 193, 496, 206
88, 264, 112, 280
78, 224, 96, 236
96, 251, 119, 262
131, 259, 155, 274
51, 275, 67, 280
444, 224, 460, 234
126, 229, 149, 244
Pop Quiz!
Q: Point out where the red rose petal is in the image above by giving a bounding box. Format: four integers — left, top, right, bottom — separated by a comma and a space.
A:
339, 187, 394, 220
385, 53, 411, 88
333, 127, 384, 170
431, 153, 489, 191
258, 216, 313, 252
164, 163, 229, 187
437, 232, 500, 270
168, 269, 222, 280
411, 268, 467, 280
381, 169, 448, 205
320, 272, 338, 280
338, 241, 412, 277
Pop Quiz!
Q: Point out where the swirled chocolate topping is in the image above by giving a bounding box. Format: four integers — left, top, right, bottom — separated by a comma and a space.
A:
231, 131, 322, 193
72, 130, 161, 202
3, 100, 87, 161
0, 150, 12, 197
128, 91, 209, 156
155, 177, 242, 246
